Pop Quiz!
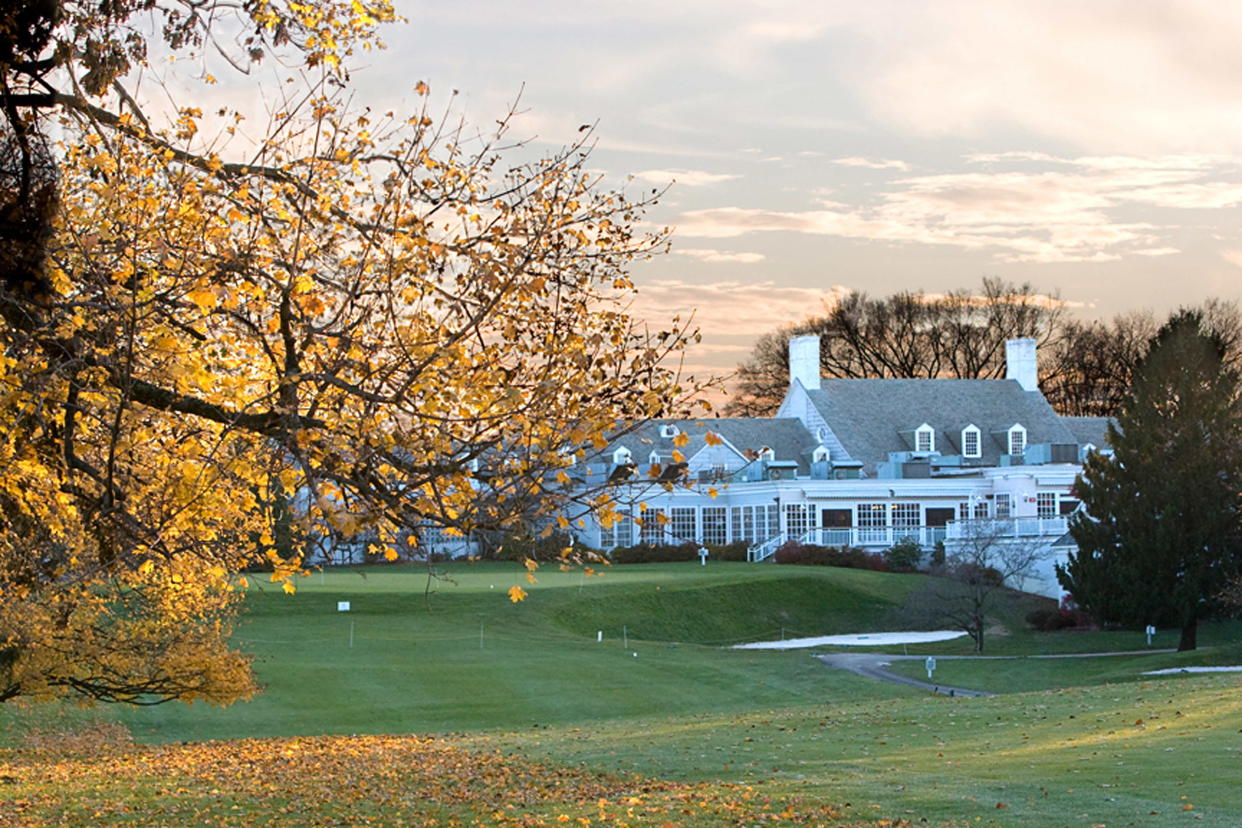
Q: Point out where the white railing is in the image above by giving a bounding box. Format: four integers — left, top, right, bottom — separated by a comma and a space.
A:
944, 516, 1068, 540
747, 526, 948, 561
798, 526, 947, 549
747, 533, 788, 562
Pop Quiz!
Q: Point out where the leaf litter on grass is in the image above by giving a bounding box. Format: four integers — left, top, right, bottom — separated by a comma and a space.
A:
0, 732, 952, 826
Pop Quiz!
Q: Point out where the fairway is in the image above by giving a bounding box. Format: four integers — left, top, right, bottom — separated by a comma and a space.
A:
4, 561, 1241, 826
118, 562, 924, 742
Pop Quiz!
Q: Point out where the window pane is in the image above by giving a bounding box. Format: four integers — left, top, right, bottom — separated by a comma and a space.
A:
995, 493, 1011, 518
891, 502, 920, 528
641, 509, 665, 544
702, 507, 727, 545
1037, 492, 1056, 518
671, 507, 696, 543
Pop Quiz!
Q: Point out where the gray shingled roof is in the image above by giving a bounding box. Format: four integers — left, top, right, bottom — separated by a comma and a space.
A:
804, 378, 1077, 473
600, 417, 818, 475
1062, 416, 1114, 449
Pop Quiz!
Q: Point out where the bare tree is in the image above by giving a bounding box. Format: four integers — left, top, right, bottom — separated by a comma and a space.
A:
725, 278, 1064, 416
918, 522, 1051, 653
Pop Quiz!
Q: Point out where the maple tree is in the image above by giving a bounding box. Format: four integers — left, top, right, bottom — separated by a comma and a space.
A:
0, 2, 702, 704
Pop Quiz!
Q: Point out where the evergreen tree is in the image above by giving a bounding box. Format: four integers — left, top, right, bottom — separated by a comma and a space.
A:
1058, 311, 1242, 650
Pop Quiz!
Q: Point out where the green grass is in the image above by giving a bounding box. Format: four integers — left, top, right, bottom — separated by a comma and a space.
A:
114, 562, 922, 743
882, 638, 1242, 694
5, 560, 1242, 826
477, 673, 1242, 827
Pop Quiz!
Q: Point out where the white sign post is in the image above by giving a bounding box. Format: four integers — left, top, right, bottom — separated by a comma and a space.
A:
1146, 624, 1156, 646
698, 546, 709, 566
925, 655, 937, 680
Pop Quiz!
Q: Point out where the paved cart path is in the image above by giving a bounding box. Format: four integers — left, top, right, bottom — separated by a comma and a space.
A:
817, 649, 1178, 698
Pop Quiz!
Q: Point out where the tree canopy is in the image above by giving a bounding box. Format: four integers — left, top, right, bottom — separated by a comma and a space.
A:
1057, 311, 1242, 650
724, 278, 1063, 416
726, 279, 1242, 419
0, 1, 704, 704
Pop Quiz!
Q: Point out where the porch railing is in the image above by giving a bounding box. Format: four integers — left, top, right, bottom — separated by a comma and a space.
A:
797, 526, 948, 549
944, 516, 1068, 540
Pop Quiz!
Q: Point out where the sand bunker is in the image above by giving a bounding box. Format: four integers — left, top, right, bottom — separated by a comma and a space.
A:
733, 630, 969, 650
1142, 666, 1242, 675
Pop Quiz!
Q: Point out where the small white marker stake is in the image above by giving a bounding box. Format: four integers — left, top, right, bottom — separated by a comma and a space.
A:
597, 630, 603, 643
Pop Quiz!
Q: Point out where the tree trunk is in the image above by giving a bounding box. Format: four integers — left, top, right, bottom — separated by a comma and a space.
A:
1177, 617, 1198, 651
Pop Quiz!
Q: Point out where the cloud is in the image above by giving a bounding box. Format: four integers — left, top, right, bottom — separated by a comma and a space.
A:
832, 157, 912, 171
1221, 250, 1242, 270
627, 279, 851, 337
673, 248, 767, 264
850, 1, 1242, 155
632, 169, 740, 187
674, 153, 1242, 263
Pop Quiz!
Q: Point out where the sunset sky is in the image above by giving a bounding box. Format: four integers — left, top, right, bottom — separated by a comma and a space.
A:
198, 1, 1242, 386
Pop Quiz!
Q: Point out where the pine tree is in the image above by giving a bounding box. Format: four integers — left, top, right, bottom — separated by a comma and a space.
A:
1058, 311, 1242, 650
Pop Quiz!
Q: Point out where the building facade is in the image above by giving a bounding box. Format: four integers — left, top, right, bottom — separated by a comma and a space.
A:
576, 336, 1110, 599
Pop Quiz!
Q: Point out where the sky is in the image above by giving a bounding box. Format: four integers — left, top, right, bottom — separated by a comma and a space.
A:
189, 1, 1242, 388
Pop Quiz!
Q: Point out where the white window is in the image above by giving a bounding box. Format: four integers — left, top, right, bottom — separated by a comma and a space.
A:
857, 502, 887, 542
701, 507, 727, 545
961, 425, 981, 458
1037, 492, 1057, 518
670, 507, 696, 543
812, 445, 830, 463
640, 508, 666, 545
600, 512, 633, 549
659, 424, 679, 439
784, 503, 816, 538
732, 505, 775, 543
613, 446, 632, 465
759, 447, 775, 462
648, 450, 660, 466
1008, 425, 1027, 457
975, 500, 990, 519
995, 493, 1012, 518
914, 424, 935, 453
891, 502, 920, 529
1081, 442, 1096, 462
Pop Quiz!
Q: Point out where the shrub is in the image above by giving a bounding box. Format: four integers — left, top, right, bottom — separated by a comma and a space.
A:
609, 541, 701, 564
483, 531, 591, 561
709, 541, 750, 562
1026, 606, 1095, 631
884, 537, 923, 572
773, 542, 889, 572
930, 540, 946, 568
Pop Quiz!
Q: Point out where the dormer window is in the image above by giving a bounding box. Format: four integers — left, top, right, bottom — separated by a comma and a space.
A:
1080, 442, 1096, 462
961, 424, 981, 459
648, 450, 660, 465
812, 445, 830, 463
1008, 424, 1027, 457
759, 447, 775, 462
613, 446, 632, 465
659, 424, 679, 439
914, 423, 935, 453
